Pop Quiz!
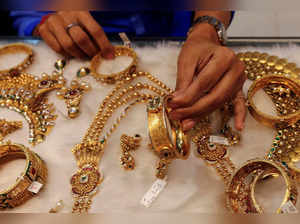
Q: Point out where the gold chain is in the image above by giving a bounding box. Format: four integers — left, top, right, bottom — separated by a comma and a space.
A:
71, 69, 173, 213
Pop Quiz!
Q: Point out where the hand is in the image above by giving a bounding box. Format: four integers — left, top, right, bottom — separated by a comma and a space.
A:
38, 11, 114, 59
168, 23, 247, 132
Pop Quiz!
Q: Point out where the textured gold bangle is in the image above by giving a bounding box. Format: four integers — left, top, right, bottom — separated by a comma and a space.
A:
163, 97, 190, 160
0, 43, 34, 79
226, 159, 298, 214
147, 96, 176, 179
247, 74, 300, 129
90, 45, 138, 84
0, 141, 47, 209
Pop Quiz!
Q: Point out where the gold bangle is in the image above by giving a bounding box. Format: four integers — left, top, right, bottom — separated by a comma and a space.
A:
147, 96, 176, 179
247, 74, 300, 129
0, 141, 47, 209
90, 45, 138, 84
226, 159, 298, 214
163, 97, 190, 160
0, 43, 34, 79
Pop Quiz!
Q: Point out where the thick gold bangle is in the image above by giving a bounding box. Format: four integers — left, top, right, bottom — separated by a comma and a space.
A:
90, 45, 138, 84
0, 43, 34, 79
0, 141, 47, 209
163, 97, 190, 160
147, 97, 176, 179
226, 159, 298, 214
247, 75, 300, 129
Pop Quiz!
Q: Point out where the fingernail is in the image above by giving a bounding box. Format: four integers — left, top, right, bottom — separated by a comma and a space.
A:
105, 52, 115, 60
182, 120, 195, 132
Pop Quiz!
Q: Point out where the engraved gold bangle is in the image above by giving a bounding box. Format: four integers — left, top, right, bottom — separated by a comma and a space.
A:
0, 141, 47, 209
147, 97, 176, 178
247, 75, 300, 129
226, 159, 298, 214
163, 97, 190, 160
0, 43, 34, 79
90, 45, 138, 84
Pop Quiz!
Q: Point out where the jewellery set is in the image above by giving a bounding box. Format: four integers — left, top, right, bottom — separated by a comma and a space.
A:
0, 41, 299, 214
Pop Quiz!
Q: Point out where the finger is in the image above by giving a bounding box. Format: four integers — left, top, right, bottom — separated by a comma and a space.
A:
182, 119, 196, 132
171, 47, 235, 108
47, 15, 86, 59
39, 24, 68, 57
169, 59, 245, 120
175, 45, 200, 91
77, 12, 115, 59
68, 25, 98, 58
233, 90, 247, 131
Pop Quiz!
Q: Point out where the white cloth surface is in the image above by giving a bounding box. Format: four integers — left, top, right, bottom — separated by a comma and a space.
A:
0, 41, 298, 213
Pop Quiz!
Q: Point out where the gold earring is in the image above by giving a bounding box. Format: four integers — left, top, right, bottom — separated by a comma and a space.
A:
55, 60, 91, 119
120, 134, 142, 170
0, 119, 23, 140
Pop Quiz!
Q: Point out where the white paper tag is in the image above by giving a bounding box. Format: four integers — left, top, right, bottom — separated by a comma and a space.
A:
280, 200, 298, 214
119, 32, 131, 48
140, 177, 168, 208
209, 135, 229, 146
28, 181, 43, 194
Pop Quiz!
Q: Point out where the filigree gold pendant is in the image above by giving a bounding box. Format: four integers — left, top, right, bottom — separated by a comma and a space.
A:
0, 72, 65, 145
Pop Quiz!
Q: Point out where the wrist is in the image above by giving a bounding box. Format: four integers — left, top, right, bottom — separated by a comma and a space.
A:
187, 23, 220, 45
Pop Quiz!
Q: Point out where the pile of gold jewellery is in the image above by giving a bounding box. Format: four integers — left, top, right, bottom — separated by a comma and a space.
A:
192, 51, 300, 213
0, 43, 67, 145
70, 45, 192, 213
0, 141, 47, 209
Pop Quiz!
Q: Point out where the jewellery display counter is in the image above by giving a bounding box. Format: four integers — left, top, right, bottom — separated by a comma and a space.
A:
0, 37, 299, 213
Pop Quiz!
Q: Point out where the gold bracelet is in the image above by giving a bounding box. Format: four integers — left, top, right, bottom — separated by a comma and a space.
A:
226, 159, 298, 214
0, 141, 47, 209
147, 96, 176, 179
247, 74, 300, 129
0, 43, 34, 79
163, 97, 190, 160
90, 45, 138, 84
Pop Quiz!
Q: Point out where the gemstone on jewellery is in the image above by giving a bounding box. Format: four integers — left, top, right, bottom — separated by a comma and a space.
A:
271, 148, 276, 152
69, 107, 78, 114
79, 174, 89, 184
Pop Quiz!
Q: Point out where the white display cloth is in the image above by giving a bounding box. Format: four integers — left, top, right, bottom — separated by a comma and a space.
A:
0, 41, 298, 213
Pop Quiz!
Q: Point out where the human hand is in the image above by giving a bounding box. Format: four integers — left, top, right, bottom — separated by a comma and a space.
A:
168, 23, 247, 132
38, 11, 114, 59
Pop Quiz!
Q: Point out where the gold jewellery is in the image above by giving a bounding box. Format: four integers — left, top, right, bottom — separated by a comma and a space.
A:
0, 141, 47, 209
120, 134, 142, 170
0, 43, 33, 79
90, 45, 138, 84
0, 119, 22, 140
70, 44, 174, 213
0, 44, 66, 145
54, 59, 91, 118
226, 159, 298, 214
239, 52, 300, 183
192, 116, 236, 186
247, 74, 300, 129
147, 96, 190, 179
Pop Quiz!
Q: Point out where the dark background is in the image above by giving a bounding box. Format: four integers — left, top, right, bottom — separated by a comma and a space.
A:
0, 11, 16, 36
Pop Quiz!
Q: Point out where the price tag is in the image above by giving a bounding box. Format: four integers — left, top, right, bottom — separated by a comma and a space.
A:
28, 181, 43, 194
119, 32, 131, 48
140, 177, 168, 208
280, 200, 298, 214
209, 135, 229, 146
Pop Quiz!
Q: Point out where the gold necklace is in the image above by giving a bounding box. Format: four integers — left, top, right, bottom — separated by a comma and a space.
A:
70, 68, 173, 213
